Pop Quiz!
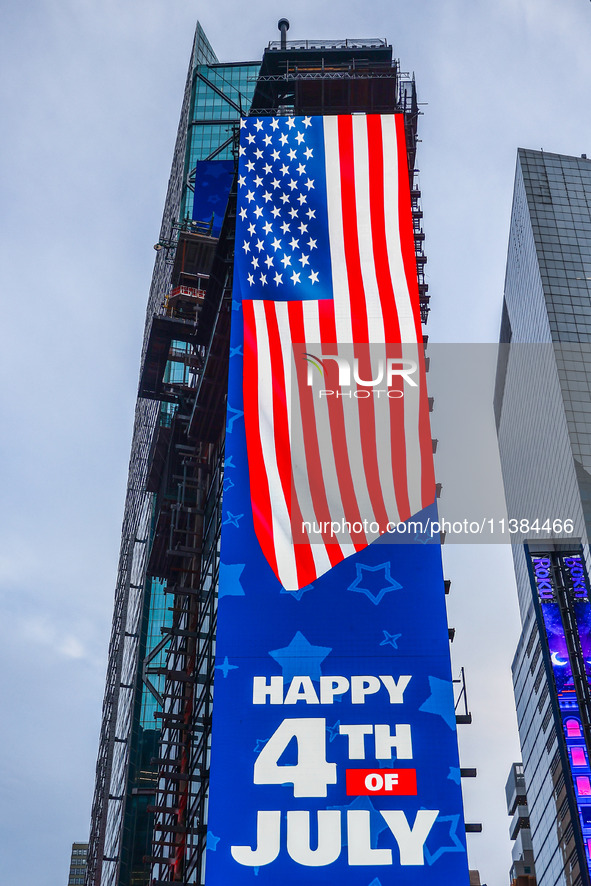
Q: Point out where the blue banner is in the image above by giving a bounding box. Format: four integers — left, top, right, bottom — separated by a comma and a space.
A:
192, 159, 234, 235
204, 294, 470, 885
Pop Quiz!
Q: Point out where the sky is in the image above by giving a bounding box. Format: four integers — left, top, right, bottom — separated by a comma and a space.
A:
1, 1, 591, 884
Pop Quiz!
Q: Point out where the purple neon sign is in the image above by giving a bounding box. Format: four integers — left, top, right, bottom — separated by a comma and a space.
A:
563, 554, 588, 601
532, 555, 554, 600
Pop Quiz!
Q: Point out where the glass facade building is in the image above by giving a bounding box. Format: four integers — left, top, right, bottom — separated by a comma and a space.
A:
86, 23, 259, 886
496, 149, 591, 886
87, 20, 428, 886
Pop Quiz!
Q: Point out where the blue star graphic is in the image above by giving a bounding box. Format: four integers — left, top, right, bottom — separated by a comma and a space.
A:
419, 676, 457, 731
414, 531, 432, 544
347, 562, 402, 605
223, 476, 235, 491
382, 753, 398, 766
215, 656, 238, 678
223, 511, 244, 528
424, 813, 465, 865
225, 455, 236, 469
380, 630, 402, 649
447, 767, 461, 785
230, 344, 243, 358
232, 300, 242, 312
226, 403, 244, 432
327, 796, 388, 848
326, 720, 341, 742
207, 831, 221, 851
204, 164, 228, 179
280, 583, 312, 601
368, 879, 383, 886
218, 563, 246, 598
253, 737, 269, 753
269, 631, 332, 682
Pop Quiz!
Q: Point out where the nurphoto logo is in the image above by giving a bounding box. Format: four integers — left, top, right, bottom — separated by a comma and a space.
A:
303, 352, 418, 399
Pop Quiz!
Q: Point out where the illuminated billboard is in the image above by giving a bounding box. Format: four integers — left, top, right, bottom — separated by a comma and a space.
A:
205, 115, 470, 885
234, 113, 434, 590
529, 550, 591, 871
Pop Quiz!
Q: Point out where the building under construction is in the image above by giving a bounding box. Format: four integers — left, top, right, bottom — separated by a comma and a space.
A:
86, 20, 429, 886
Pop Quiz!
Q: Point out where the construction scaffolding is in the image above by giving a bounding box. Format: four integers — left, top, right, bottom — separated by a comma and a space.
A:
145, 201, 236, 886
85, 47, 196, 886
85, 23, 251, 886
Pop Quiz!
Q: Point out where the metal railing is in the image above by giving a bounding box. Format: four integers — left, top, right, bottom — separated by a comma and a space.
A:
267, 37, 388, 50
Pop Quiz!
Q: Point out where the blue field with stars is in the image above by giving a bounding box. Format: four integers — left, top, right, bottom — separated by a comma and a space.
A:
235, 115, 333, 302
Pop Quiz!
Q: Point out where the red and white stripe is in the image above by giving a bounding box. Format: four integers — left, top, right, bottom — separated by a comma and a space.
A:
242, 114, 435, 591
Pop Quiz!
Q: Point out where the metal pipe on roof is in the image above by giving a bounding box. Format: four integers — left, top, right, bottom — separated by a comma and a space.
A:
278, 18, 289, 50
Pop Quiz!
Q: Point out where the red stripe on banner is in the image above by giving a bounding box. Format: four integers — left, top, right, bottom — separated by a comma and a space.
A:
394, 114, 423, 342
289, 301, 343, 568
418, 348, 436, 507
386, 343, 411, 520
317, 305, 366, 550
366, 115, 402, 343
365, 115, 410, 519
350, 343, 390, 530
263, 302, 317, 588
394, 114, 435, 507
318, 299, 337, 337
337, 116, 389, 531
337, 115, 370, 341
242, 300, 278, 579
263, 302, 291, 511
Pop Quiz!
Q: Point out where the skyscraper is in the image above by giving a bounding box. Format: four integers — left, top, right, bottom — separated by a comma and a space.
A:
88, 20, 459, 886
496, 149, 591, 886
86, 24, 260, 886
506, 761, 537, 885
67, 843, 89, 886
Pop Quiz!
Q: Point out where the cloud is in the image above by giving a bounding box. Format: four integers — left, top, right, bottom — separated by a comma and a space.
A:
58, 635, 87, 659
10, 614, 90, 661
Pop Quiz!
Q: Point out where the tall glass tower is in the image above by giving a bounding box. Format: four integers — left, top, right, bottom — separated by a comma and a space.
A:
86, 24, 259, 886
87, 20, 430, 886
496, 148, 591, 886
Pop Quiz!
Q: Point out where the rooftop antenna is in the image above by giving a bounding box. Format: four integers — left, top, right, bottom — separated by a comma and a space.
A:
278, 18, 290, 50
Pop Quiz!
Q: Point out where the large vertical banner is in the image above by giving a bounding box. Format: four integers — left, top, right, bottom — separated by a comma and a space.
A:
205, 115, 470, 885
530, 550, 591, 872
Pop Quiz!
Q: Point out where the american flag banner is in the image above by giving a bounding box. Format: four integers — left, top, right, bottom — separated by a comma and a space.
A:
235, 113, 435, 591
